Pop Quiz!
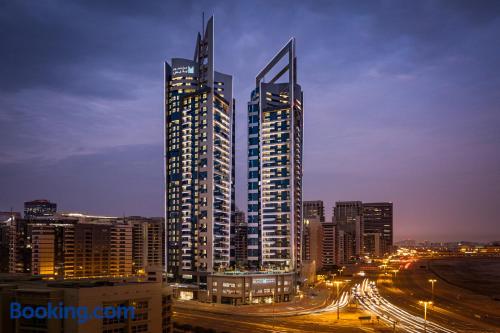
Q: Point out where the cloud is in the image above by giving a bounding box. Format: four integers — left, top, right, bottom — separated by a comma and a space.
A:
0, 0, 499, 240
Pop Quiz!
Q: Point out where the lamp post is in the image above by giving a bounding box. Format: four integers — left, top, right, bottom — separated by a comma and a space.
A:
334, 280, 343, 320
428, 279, 437, 306
271, 289, 276, 331
419, 301, 432, 332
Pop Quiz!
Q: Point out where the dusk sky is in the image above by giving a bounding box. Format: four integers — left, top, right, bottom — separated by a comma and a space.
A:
1, 0, 499, 242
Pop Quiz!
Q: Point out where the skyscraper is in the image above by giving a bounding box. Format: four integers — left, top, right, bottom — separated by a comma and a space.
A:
334, 201, 364, 263
247, 39, 303, 272
363, 202, 393, 256
164, 17, 235, 285
303, 200, 325, 222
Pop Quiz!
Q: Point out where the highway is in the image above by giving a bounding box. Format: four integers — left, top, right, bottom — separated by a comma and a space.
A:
173, 282, 383, 332
173, 306, 383, 333
376, 261, 500, 332
355, 279, 457, 333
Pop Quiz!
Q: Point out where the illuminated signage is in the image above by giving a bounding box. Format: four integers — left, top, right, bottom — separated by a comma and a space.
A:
173, 66, 195, 75
253, 277, 276, 284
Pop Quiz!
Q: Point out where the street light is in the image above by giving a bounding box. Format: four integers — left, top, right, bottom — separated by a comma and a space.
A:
419, 301, 432, 332
428, 279, 437, 306
271, 289, 276, 331
333, 280, 343, 320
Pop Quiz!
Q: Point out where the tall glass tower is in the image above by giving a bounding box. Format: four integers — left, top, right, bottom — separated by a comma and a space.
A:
164, 17, 235, 286
247, 39, 303, 272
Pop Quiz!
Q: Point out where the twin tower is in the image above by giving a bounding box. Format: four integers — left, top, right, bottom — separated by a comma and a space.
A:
164, 17, 303, 286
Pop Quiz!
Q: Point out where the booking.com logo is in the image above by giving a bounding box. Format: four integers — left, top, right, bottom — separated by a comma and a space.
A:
10, 302, 135, 324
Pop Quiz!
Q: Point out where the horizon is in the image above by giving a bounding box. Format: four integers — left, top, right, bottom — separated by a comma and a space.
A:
1, 0, 499, 243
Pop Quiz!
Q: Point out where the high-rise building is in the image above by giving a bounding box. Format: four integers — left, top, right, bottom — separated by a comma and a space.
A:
247, 39, 303, 271
8, 218, 30, 274
334, 201, 364, 263
303, 201, 325, 222
164, 16, 235, 285
130, 217, 164, 275
302, 217, 323, 271
321, 221, 336, 270
29, 223, 56, 276
0, 218, 13, 273
363, 202, 393, 256
65, 221, 133, 279
24, 199, 57, 219
364, 232, 383, 257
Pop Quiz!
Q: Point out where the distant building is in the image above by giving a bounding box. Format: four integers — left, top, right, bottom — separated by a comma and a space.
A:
0, 212, 21, 222
24, 199, 57, 219
302, 217, 323, 271
321, 221, 337, 270
8, 218, 31, 274
30, 223, 57, 276
303, 201, 325, 222
130, 217, 164, 275
5, 214, 147, 279
303, 201, 325, 272
363, 202, 393, 256
63, 221, 133, 279
364, 232, 383, 258
334, 201, 364, 263
0, 222, 11, 273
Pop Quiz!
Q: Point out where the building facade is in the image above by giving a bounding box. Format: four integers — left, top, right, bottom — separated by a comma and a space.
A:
165, 16, 235, 286
363, 202, 393, 256
24, 199, 57, 219
206, 272, 295, 305
321, 221, 336, 270
4, 214, 143, 279
247, 39, 303, 272
303, 200, 325, 222
231, 210, 247, 268
130, 217, 164, 275
302, 218, 323, 269
0, 279, 172, 333
334, 201, 364, 264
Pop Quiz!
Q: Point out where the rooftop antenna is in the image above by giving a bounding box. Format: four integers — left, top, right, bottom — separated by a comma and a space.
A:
202, 12, 205, 36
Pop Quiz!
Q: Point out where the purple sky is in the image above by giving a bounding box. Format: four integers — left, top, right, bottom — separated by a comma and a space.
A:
1, 1, 499, 242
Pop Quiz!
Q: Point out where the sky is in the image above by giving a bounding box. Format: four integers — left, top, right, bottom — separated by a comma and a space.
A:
1, 0, 499, 242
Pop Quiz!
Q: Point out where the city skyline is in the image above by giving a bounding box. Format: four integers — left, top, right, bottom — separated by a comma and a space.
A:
1, 1, 500, 243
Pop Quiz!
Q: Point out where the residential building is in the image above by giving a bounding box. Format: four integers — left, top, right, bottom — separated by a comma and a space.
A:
130, 217, 164, 275
0, 278, 172, 333
164, 16, 235, 286
334, 201, 364, 263
247, 38, 303, 272
321, 221, 336, 270
363, 202, 393, 256
302, 217, 323, 271
303, 200, 325, 222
